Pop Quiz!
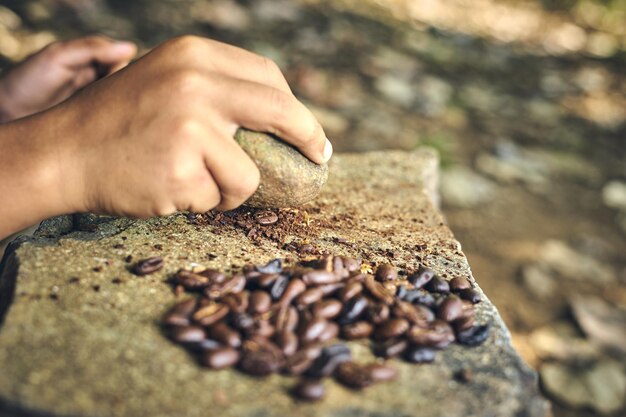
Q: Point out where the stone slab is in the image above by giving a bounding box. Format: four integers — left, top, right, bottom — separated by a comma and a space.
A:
0, 149, 548, 417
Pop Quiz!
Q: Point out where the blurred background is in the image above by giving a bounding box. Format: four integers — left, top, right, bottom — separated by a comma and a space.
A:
0, 0, 624, 415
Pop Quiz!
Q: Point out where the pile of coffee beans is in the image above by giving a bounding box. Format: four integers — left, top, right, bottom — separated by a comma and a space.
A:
161, 255, 489, 401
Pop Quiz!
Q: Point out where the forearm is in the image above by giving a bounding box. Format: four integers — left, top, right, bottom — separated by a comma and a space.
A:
0, 110, 80, 240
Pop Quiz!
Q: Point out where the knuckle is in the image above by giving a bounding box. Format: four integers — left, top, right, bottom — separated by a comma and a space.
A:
42, 41, 64, 58
164, 35, 204, 56
268, 89, 292, 130
167, 69, 206, 97
223, 165, 260, 202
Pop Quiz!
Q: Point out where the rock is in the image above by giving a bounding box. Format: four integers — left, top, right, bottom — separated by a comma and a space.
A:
602, 181, 626, 211
191, 0, 251, 31
0, 150, 548, 417
528, 322, 599, 361
541, 360, 626, 415
521, 264, 556, 300
539, 240, 614, 284
234, 129, 329, 208
440, 166, 495, 208
375, 75, 415, 108
570, 295, 626, 355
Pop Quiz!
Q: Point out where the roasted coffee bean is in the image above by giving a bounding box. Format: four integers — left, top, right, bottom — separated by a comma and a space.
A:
457, 324, 490, 346
231, 313, 255, 331
255, 258, 283, 274
382, 281, 398, 296
404, 346, 436, 363
402, 288, 436, 307
341, 321, 374, 340
363, 276, 394, 305
312, 299, 343, 319
368, 363, 398, 382
209, 323, 241, 348
201, 346, 240, 369
196, 338, 221, 351
275, 330, 299, 356
374, 318, 410, 340
252, 319, 276, 338
425, 276, 450, 293
317, 322, 339, 343
255, 210, 279, 225
335, 362, 373, 389
284, 345, 322, 375
132, 256, 164, 276
293, 379, 325, 401
449, 277, 471, 292
338, 281, 363, 302
163, 298, 197, 327
295, 288, 324, 307
270, 275, 290, 300
192, 302, 230, 327
407, 265, 435, 288
453, 315, 475, 332
341, 257, 362, 272
436, 295, 464, 322
274, 304, 299, 332
301, 270, 339, 285
172, 270, 211, 290
249, 290, 272, 315
299, 318, 328, 343
222, 292, 249, 314
278, 278, 306, 305
315, 282, 345, 296
307, 344, 351, 378
338, 296, 369, 325
170, 325, 205, 344
258, 273, 279, 288
459, 288, 482, 304
392, 301, 432, 327
204, 274, 246, 299
309, 255, 333, 272
366, 303, 390, 325
373, 338, 408, 358
198, 268, 226, 284
239, 342, 284, 376
375, 264, 397, 281
408, 320, 455, 349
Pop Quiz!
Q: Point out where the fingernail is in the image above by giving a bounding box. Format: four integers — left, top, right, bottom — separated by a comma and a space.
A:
113, 41, 136, 53
322, 138, 333, 163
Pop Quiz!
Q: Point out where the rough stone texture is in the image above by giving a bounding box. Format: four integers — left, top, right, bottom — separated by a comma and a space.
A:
0, 149, 548, 417
235, 129, 329, 208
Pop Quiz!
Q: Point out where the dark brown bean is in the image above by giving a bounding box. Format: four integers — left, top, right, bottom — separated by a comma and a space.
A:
258, 273, 279, 288
375, 264, 397, 281
302, 270, 339, 285
255, 210, 278, 225
307, 344, 351, 378
436, 295, 464, 322
457, 324, 490, 346
249, 290, 272, 315
284, 346, 322, 375
407, 265, 435, 288
299, 318, 328, 343
192, 302, 230, 327
278, 278, 306, 305
293, 379, 325, 401
363, 275, 394, 305
208, 323, 241, 348
312, 299, 343, 319
221, 291, 249, 314
453, 315, 475, 331
368, 363, 398, 382
374, 318, 410, 340
366, 303, 390, 325
275, 330, 299, 356
172, 270, 211, 290
295, 288, 324, 307
198, 268, 226, 284
231, 313, 255, 331
341, 257, 362, 272
274, 305, 299, 332
201, 346, 240, 369
335, 361, 373, 389
252, 319, 275, 338
449, 277, 471, 292
204, 274, 246, 299
270, 275, 290, 300
170, 325, 205, 344
163, 298, 197, 326
341, 321, 374, 340
408, 320, 455, 348
425, 276, 450, 293
239, 342, 284, 376
317, 321, 339, 343
392, 301, 432, 327
373, 338, 408, 358
132, 256, 164, 276
338, 281, 363, 302
459, 288, 482, 304
404, 346, 436, 363
315, 282, 345, 296
338, 295, 369, 325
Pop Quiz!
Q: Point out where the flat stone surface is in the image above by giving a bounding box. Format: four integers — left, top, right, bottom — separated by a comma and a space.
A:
0, 149, 548, 417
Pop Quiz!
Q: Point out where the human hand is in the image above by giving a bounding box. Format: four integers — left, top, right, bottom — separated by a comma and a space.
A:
0, 36, 137, 122
46, 35, 331, 219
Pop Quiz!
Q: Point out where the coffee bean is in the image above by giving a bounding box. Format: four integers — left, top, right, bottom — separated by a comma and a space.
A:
209, 323, 241, 349
459, 288, 482, 304
366, 303, 390, 325
317, 322, 339, 343
196, 338, 221, 351
278, 278, 306, 305
231, 313, 255, 331
170, 325, 205, 344
192, 302, 230, 327
315, 282, 345, 296
198, 268, 226, 284
374, 318, 410, 340
301, 270, 339, 285
404, 346, 436, 363
402, 288, 436, 307
275, 330, 299, 356
338, 296, 369, 325
255, 210, 278, 225
204, 274, 246, 299
311, 299, 343, 319
256, 258, 283, 274
375, 264, 397, 281
425, 276, 450, 293
258, 273, 279, 288
172, 270, 211, 290
436, 295, 464, 322
335, 361, 373, 389
269, 275, 290, 300
274, 305, 299, 332
222, 292, 249, 314
368, 363, 397, 382
341, 321, 374, 340
457, 324, 490, 346
307, 344, 351, 378
293, 379, 325, 401
299, 318, 328, 343
408, 320, 455, 348
373, 338, 408, 358
341, 257, 362, 272
408, 266, 434, 288
249, 290, 272, 315
132, 256, 164, 276
163, 298, 197, 327
239, 338, 284, 376
363, 276, 394, 305
201, 347, 240, 369
338, 281, 363, 302
285, 346, 321, 375
449, 277, 471, 292
392, 301, 432, 327
453, 315, 475, 332
295, 288, 324, 307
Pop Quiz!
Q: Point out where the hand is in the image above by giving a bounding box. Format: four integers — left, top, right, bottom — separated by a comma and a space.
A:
0, 36, 137, 122
45, 35, 332, 219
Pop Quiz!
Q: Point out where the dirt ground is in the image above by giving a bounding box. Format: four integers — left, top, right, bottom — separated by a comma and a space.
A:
0, 0, 625, 416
